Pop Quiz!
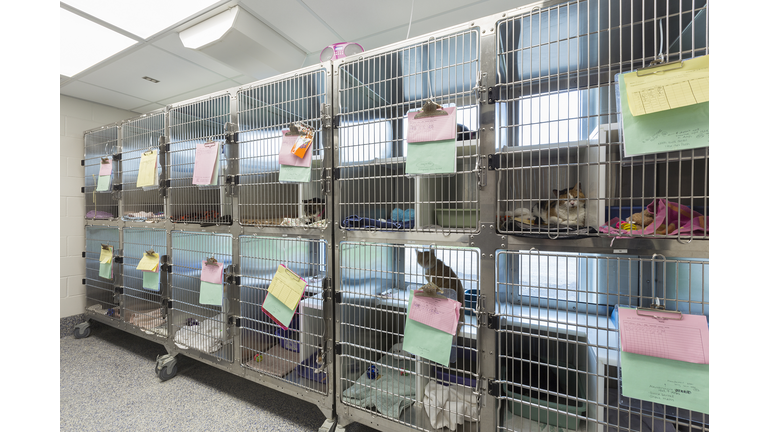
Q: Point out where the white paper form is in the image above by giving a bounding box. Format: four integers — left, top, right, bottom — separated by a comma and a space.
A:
617, 307, 709, 364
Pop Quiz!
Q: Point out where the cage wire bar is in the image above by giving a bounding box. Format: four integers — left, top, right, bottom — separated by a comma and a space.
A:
83, 226, 121, 320
238, 236, 329, 393
495, 250, 708, 432
168, 94, 233, 225
236, 68, 330, 228
494, 0, 709, 241
122, 228, 169, 338
84, 125, 120, 220
336, 28, 481, 234
337, 242, 481, 431
169, 231, 234, 362
120, 111, 167, 221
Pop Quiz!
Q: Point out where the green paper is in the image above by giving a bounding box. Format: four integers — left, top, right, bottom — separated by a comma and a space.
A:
262, 292, 297, 328
618, 73, 709, 157
142, 271, 160, 291
98, 261, 112, 279
96, 175, 111, 191
199, 280, 223, 306
402, 290, 454, 366
405, 138, 457, 175
279, 164, 311, 183
621, 351, 709, 414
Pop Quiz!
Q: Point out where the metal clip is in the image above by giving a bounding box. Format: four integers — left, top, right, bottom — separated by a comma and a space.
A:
145, 248, 156, 257
100, 157, 110, 164
101, 244, 111, 250
205, 256, 218, 266
414, 100, 449, 119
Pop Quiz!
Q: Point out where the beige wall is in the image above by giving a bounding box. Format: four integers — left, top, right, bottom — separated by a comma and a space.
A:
60, 95, 137, 318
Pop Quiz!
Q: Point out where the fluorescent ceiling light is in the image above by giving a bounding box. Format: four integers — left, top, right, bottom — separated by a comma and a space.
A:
178, 7, 237, 49
60, 8, 138, 77
62, 0, 222, 40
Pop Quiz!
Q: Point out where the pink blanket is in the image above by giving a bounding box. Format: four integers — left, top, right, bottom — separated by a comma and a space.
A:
600, 199, 708, 238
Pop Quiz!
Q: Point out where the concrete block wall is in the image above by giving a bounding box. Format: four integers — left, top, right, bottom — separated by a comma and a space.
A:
60, 95, 137, 318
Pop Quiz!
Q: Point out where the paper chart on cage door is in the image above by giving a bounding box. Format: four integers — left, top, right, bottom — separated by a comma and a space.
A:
617, 306, 709, 364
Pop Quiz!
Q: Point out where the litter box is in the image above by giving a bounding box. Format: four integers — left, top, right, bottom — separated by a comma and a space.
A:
501, 356, 586, 430
435, 209, 478, 228
432, 346, 477, 388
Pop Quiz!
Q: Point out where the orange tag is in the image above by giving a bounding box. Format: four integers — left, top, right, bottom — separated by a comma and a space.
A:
290, 130, 314, 159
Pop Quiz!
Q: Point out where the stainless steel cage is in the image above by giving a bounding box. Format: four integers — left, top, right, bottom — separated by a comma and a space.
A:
122, 228, 169, 338
337, 242, 481, 431
495, 250, 709, 431
167, 94, 234, 225
84, 125, 120, 220
169, 231, 234, 362
120, 111, 167, 221
335, 28, 481, 234
84, 226, 121, 319
236, 67, 330, 229
239, 235, 329, 394
494, 0, 709, 241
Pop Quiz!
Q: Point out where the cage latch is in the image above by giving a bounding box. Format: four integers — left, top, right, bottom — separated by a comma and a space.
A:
228, 316, 241, 327
487, 313, 500, 330
488, 85, 501, 104
321, 104, 333, 129
473, 72, 488, 103
488, 154, 501, 170
487, 379, 502, 397
334, 343, 342, 355
322, 278, 334, 301
227, 275, 241, 285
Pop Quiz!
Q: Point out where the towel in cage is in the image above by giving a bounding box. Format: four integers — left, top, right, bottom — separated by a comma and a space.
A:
422, 379, 479, 431
341, 343, 417, 419
171, 211, 232, 225
599, 199, 708, 238
341, 215, 414, 230
86, 210, 114, 219
128, 308, 166, 330
122, 211, 164, 222
244, 338, 301, 377
174, 313, 225, 353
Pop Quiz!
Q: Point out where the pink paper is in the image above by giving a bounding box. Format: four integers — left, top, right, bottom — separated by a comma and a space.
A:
200, 261, 224, 284
407, 106, 457, 143
408, 294, 461, 335
99, 159, 112, 176
617, 307, 709, 364
192, 142, 220, 185
278, 130, 312, 167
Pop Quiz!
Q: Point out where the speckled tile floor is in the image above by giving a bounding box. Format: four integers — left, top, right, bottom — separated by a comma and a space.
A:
60, 320, 379, 432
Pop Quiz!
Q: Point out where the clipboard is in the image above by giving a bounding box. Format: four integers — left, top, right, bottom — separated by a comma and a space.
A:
414, 100, 449, 119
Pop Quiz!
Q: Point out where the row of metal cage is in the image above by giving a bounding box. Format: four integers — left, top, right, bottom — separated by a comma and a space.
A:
78, 1, 709, 431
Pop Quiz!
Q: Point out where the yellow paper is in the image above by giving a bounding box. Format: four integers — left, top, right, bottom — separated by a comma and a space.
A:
267, 265, 306, 310
624, 55, 709, 116
99, 246, 113, 264
136, 150, 158, 188
136, 253, 160, 272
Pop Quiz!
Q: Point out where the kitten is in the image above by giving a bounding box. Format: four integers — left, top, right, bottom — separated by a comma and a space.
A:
533, 183, 587, 226
301, 198, 326, 224
415, 249, 465, 335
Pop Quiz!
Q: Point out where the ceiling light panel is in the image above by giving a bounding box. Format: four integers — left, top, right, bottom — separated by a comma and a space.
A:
61, 0, 222, 40
60, 8, 138, 77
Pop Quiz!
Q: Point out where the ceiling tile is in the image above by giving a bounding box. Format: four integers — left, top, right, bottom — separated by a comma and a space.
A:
302, 0, 415, 41
60, 80, 149, 112
77, 44, 227, 101
156, 79, 240, 106
237, 0, 341, 53
151, 33, 244, 79
130, 103, 167, 114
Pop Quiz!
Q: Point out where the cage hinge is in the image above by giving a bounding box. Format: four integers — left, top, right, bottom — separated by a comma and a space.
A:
166, 300, 173, 310
112, 184, 123, 191
335, 292, 342, 304
228, 316, 241, 327
334, 343, 342, 355
112, 153, 122, 161
488, 86, 501, 104
113, 256, 124, 264
162, 264, 172, 273
488, 380, 502, 397
114, 286, 124, 295
488, 153, 501, 170
226, 175, 240, 186
164, 179, 171, 188
227, 275, 241, 285
81, 187, 85, 193
487, 313, 501, 330
82, 251, 86, 258
80, 160, 85, 166
82, 278, 86, 285
333, 168, 341, 181
332, 115, 340, 129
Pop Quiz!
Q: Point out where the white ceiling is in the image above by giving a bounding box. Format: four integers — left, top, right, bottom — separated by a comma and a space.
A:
60, 0, 530, 114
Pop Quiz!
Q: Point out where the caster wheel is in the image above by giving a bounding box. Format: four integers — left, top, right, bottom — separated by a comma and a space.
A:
157, 363, 177, 382
74, 324, 91, 339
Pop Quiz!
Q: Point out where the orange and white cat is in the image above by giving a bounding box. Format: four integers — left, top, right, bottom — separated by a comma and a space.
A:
416, 249, 465, 335
512, 183, 587, 226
